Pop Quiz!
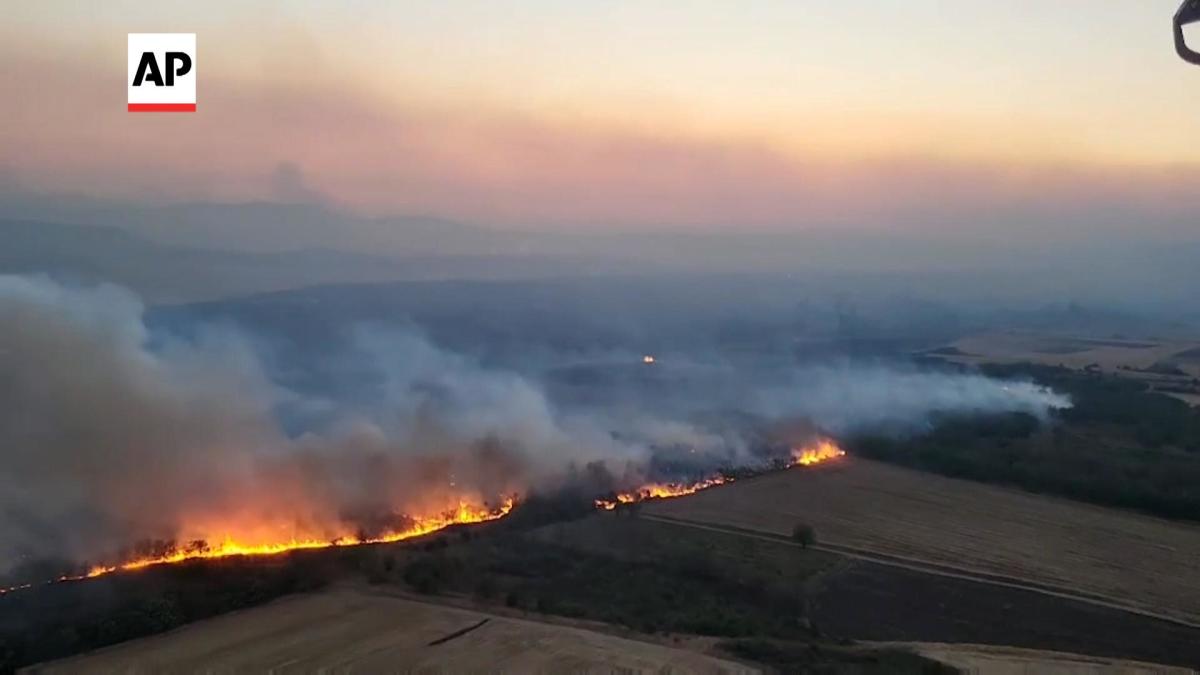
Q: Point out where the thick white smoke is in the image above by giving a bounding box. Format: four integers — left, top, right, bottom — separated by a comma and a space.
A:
751, 365, 1071, 434
0, 276, 1069, 569
0, 276, 642, 568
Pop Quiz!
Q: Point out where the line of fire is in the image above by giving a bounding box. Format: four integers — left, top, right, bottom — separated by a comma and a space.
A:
1, 439, 845, 596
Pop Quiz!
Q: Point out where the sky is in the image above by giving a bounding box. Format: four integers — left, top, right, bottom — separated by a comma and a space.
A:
2, 1, 1198, 234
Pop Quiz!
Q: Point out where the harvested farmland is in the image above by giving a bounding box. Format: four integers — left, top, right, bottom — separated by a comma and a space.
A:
645, 457, 1200, 624
30, 588, 754, 674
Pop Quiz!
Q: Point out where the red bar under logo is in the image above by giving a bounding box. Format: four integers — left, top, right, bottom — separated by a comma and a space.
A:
127, 103, 196, 112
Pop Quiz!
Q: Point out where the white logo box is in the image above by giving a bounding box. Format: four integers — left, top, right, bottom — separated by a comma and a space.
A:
128, 33, 196, 112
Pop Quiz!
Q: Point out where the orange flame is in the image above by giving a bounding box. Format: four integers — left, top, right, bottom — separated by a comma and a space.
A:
596, 439, 845, 510
3, 441, 846, 595
0, 497, 515, 594
85, 497, 515, 578
594, 475, 730, 510
789, 438, 846, 466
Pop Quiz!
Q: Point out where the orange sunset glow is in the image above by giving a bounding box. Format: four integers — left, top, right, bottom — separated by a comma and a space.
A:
3, 2, 1199, 232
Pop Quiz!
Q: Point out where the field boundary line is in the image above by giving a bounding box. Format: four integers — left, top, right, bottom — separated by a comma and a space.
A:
641, 513, 1200, 631
427, 618, 490, 646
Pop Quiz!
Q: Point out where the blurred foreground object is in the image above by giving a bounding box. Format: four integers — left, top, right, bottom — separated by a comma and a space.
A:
1176, 0, 1200, 65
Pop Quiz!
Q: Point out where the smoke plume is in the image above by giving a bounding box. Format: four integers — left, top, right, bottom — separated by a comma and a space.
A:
0, 276, 1068, 569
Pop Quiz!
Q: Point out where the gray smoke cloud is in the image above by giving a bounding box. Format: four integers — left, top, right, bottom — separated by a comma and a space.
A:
750, 365, 1071, 434
0, 276, 1069, 571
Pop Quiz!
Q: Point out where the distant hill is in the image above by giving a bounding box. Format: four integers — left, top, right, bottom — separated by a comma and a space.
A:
0, 193, 523, 257
0, 219, 625, 303
87, 202, 518, 257
4, 192, 1200, 319
0, 218, 411, 302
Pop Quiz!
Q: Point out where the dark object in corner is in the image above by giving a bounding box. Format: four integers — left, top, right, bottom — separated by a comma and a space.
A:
1176, 0, 1200, 65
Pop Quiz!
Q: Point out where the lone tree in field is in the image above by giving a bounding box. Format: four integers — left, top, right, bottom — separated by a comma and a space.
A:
792, 523, 817, 549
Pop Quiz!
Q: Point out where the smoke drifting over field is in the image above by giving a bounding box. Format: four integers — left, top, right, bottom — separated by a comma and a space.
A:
750, 366, 1070, 434
0, 276, 1069, 570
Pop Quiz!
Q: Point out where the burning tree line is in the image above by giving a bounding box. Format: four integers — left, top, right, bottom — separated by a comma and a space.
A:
1, 440, 844, 595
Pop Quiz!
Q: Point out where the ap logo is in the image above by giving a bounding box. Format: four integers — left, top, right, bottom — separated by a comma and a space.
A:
127, 33, 196, 112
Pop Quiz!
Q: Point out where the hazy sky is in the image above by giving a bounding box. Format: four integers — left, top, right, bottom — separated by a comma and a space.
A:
2, 1, 1198, 232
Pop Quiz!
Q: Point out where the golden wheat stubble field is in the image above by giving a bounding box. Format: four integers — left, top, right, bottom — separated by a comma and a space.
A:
29, 589, 755, 674
645, 457, 1200, 624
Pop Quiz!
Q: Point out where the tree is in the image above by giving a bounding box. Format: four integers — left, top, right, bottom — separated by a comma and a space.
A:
792, 523, 816, 549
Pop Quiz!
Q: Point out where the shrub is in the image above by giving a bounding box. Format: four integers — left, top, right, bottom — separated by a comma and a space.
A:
792, 523, 817, 548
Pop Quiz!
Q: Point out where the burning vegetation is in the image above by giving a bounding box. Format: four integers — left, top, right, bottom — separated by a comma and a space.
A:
790, 438, 846, 466
1, 498, 515, 594
2, 441, 846, 596
83, 497, 515, 577
595, 439, 845, 511
0, 277, 1067, 605
595, 475, 730, 511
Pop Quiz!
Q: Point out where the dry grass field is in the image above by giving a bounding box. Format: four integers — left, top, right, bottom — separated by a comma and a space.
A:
27, 588, 754, 674
902, 643, 1195, 675
645, 457, 1200, 624
933, 331, 1200, 405
545, 514, 1200, 666
940, 332, 1200, 374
